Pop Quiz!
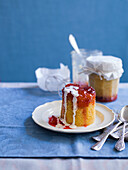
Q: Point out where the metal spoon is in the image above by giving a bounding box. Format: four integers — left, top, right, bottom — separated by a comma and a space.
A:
111, 124, 128, 139
91, 106, 128, 151
91, 121, 121, 151
92, 123, 128, 141
69, 34, 82, 55
115, 105, 128, 151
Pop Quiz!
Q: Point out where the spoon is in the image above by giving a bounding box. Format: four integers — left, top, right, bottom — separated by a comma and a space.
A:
115, 105, 128, 151
91, 106, 128, 151
92, 123, 128, 142
69, 34, 82, 55
91, 121, 121, 151
111, 126, 128, 139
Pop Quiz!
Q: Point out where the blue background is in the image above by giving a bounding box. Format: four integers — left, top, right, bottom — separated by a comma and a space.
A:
0, 0, 128, 82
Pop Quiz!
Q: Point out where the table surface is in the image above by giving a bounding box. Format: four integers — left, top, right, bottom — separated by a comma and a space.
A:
0, 82, 128, 170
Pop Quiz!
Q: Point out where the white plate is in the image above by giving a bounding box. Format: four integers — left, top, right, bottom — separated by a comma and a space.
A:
32, 100, 115, 133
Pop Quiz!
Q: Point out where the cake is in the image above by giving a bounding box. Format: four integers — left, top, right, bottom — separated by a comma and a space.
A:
89, 73, 119, 102
86, 55, 123, 102
61, 83, 96, 127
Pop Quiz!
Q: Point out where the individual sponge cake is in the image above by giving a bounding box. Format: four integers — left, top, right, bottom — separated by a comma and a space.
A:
61, 83, 96, 127
89, 73, 119, 102
86, 55, 123, 102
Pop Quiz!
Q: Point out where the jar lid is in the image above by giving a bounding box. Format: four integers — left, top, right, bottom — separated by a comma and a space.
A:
86, 55, 122, 72
85, 55, 124, 80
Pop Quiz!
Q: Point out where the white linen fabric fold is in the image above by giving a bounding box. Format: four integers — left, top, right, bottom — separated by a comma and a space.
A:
35, 63, 70, 91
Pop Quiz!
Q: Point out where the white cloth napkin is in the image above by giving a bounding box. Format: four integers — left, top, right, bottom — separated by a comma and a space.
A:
35, 63, 70, 91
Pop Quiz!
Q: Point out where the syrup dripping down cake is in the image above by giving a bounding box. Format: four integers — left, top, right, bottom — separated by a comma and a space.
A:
61, 83, 96, 127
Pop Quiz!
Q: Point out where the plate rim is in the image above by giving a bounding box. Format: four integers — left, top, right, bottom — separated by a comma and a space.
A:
32, 100, 115, 133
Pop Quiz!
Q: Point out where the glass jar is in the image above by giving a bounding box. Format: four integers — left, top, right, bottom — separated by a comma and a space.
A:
86, 55, 124, 102
89, 73, 119, 102
71, 49, 103, 87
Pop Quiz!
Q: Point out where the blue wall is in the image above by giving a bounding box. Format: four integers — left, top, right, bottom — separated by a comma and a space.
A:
0, 0, 128, 82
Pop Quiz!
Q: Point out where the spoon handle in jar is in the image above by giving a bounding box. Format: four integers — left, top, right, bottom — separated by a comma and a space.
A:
91, 121, 121, 151
69, 34, 81, 55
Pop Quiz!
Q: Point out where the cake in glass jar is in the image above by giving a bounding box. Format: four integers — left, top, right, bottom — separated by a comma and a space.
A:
86, 56, 124, 102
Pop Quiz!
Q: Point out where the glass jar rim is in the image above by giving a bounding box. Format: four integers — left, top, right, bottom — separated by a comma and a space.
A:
71, 49, 103, 56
